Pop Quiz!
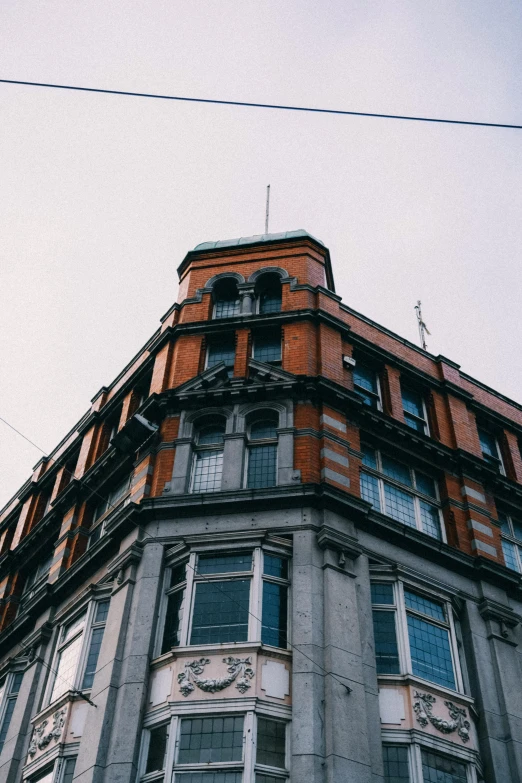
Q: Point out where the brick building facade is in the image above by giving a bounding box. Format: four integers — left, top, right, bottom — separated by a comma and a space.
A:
0, 230, 521, 783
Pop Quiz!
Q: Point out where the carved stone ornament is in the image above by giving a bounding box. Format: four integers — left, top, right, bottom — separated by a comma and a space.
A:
178, 657, 255, 697
413, 691, 470, 743
28, 708, 67, 757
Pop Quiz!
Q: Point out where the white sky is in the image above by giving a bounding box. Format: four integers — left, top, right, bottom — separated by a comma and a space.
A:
1, 1, 521, 509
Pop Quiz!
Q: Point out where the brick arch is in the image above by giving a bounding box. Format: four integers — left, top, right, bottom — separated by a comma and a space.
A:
203, 271, 245, 290
247, 266, 289, 283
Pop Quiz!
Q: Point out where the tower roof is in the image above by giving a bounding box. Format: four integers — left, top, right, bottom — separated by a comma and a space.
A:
192, 229, 324, 252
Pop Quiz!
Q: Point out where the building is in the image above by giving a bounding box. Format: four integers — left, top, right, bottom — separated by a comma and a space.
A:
0, 230, 521, 783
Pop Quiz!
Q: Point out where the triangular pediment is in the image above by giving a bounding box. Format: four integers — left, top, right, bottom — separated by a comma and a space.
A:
247, 359, 296, 384
175, 362, 232, 393
174, 359, 296, 397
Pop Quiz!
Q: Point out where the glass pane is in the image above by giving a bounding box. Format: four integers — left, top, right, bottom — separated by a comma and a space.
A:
497, 511, 511, 535
263, 554, 288, 579
250, 418, 278, 440
512, 518, 522, 542
198, 554, 252, 575
361, 444, 377, 468
51, 633, 84, 701
62, 758, 77, 783
207, 342, 235, 370
404, 413, 426, 433
31, 769, 54, 783
256, 776, 287, 783
214, 292, 240, 318
501, 540, 519, 572
419, 502, 442, 540
383, 745, 410, 783
192, 451, 223, 493
176, 773, 242, 782
421, 749, 467, 783
109, 475, 130, 505
0, 698, 17, 751
407, 615, 455, 689
415, 472, 436, 498
162, 589, 185, 653
402, 387, 424, 419
257, 718, 286, 768
81, 627, 105, 689
146, 724, 169, 772
171, 562, 187, 587
360, 473, 381, 511
262, 582, 288, 648
95, 600, 110, 624
259, 281, 282, 314
247, 445, 277, 489
478, 428, 497, 458
190, 581, 250, 645
198, 424, 225, 445
404, 590, 445, 621
383, 484, 416, 527
353, 365, 378, 395
371, 584, 394, 605
254, 334, 281, 364
372, 611, 400, 674
381, 455, 412, 486
178, 716, 244, 764
88, 523, 103, 548
63, 612, 87, 642
10, 672, 23, 694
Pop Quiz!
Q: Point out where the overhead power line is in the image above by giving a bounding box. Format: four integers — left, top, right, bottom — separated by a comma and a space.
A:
1, 78, 521, 130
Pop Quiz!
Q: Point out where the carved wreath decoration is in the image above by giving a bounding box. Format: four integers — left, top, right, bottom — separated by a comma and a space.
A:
413, 691, 470, 743
28, 708, 67, 757
178, 657, 255, 697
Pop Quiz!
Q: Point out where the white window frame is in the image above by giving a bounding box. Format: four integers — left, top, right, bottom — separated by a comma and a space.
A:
361, 447, 446, 542
381, 738, 478, 783
138, 711, 291, 783
155, 546, 291, 658
371, 579, 464, 694
401, 387, 430, 436
353, 364, 383, 412
45, 598, 110, 706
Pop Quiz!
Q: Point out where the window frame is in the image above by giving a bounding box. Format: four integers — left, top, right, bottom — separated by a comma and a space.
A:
381, 740, 477, 783
371, 579, 463, 694
353, 363, 382, 411
88, 474, 132, 549
156, 546, 291, 658
212, 278, 241, 320
205, 338, 236, 377
253, 331, 282, 367
189, 418, 226, 495
245, 414, 279, 490
477, 426, 505, 475
360, 446, 445, 542
45, 598, 111, 706
401, 386, 430, 436
498, 509, 522, 572
255, 274, 283, 316
0, 669, 24, 754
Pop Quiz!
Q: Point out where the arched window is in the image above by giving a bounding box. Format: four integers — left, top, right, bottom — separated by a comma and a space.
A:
246, 411, 279, 488
213, 278, 240, 319
256, 273, 282, 314
191, 417, 226, 493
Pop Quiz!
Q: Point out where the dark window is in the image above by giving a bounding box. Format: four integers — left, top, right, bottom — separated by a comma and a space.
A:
383, 745, 410, 783
257, 274, 282, 314
0, 672, 23, 753
198, 553, 252, 574
405, 590, 455, 689
213, 279, 240, 319
62, 758, 77, 783
176, 773, 242, 782
353, 364, 381, 409
178, 716, 244, 764
247, 413, 279, 489
256, 718, 286, 768
254, 332, 282, 366
262, 582, 287, 648
372, 611, 400, 674
421, 749, 467, 783
192, 418, 226, 494
190, 580, 250, 645
81, 599, 110, 689
477, 426, 504, 472
162, 563, 187, 653
401, 387, 428, 434
499, 510, 522, 572
146, 723, 169, 772
207, 339, 235, 376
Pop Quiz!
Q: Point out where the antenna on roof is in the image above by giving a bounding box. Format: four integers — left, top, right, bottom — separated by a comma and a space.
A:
265, 184, 270, 234
414, 300, 431, 351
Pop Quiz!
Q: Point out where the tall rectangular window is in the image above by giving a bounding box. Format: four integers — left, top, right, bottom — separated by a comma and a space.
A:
498, 510, 522, 572
382, 745, 410, 783
261, 555, 288, 648
353, 364, 381, 409
253, 332, 282, 366
477, 426, 505, 473
404, 589, 455, 690
178, 716, 244, 764
401, 387, 429, 435
0, 672, 23, 753
371, 584, 400, 674
207, 339, 235, 377
360, 446, 442, 540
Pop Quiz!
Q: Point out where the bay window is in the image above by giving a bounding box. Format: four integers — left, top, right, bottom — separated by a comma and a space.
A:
371, 581, 461, 691
47, 599, 110, 704
159, 549, 289, 655
382, 744, 474, 783
140, 713, 289, 782
360, 445, 443, 541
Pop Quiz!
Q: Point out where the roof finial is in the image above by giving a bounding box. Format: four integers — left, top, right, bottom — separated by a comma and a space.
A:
265, 184, 270, 234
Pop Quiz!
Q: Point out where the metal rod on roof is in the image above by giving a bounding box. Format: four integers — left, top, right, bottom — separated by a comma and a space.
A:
414, 300, 431, 351
265, 184, 270, 234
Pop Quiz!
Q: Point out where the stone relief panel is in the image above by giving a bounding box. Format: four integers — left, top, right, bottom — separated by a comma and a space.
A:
178, 657, 254, 697
28, 707, 67, 758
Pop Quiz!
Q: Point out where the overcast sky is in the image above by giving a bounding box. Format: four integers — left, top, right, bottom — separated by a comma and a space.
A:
1, 1, 521, 509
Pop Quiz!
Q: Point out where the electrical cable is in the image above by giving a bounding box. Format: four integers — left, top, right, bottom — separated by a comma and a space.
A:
0, 414, 354, 702
1, 78, 521, 130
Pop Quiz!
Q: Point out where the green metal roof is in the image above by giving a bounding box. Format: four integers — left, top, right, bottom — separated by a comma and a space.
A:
193, 229, 324, 252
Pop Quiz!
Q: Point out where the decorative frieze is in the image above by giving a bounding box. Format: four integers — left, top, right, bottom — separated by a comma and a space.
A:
413, 691, 470, 743
28, 708, 66, 757
178, 656, 254, 697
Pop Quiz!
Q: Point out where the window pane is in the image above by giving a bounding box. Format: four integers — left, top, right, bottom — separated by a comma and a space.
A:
404, 413, 426, 433
247, 445, 277, 489
192, 451, 223, 493
254, 334, 281, 364
10, 673, 23, 694
421, 749, 467, 783
215, 295, 240, 319
250, 419, 278, 440
478, 427, 497, 458
178, 716, 244, 764
257, 718, 286, 768
51, 632, 84, 701
381, 455, 412, 486
256, 776, 287, 783
198, 423, 225, 445
360, 472, 381, 511
146, 724, 169, 772
415, 472, 436, 498
371, 583, 394, 605
383, 484, 416, 527
162, 589, 185, 653
262, 582, 287, 648
207, 343, 235, 370
95, 600, 110, 624
404, 590, 445, 621
407, 615, 455, 689
501, 540, 520, 572
497, 511, 511, 535
31, 769, 54, 783
0, 698, 17, 751
81, 627, 105, 689
372, 611, 400, 674
62, 758, 77, 783
513, 519, 522, 542
176, 773, 242, 782
383, 745, 410, 783
198, 553, 252, 575
353, 365, 378, 395
190, 581, 250, 645
171, 562, 187, 587
259, 283, 282, 314
402, 388, 424, 419
264, 555, 288, 579
361, 444, 377, 468
419, 501, 442, 540
63, 612, 86, 642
